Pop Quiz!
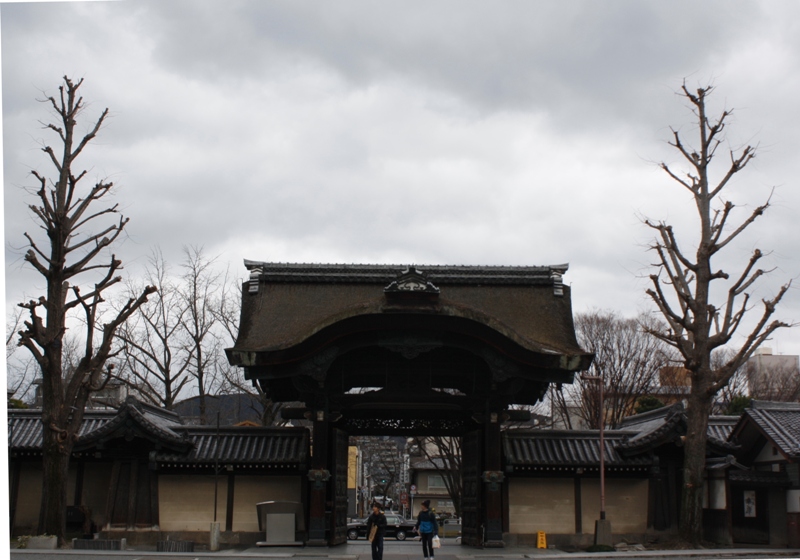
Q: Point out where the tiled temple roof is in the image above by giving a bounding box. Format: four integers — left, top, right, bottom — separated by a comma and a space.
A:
8, 409, 115, 451
243, 261, 567, 285
155, 426, 308, 466
231, 262, 591, 362
732, 400, 800, 461
8, 397, 308, 468
504, 430, 652, 470
615, 402, 738, 455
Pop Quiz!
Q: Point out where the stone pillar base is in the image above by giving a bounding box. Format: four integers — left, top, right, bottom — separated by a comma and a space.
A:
210, 522, 220, 551
594, 519, 612, 546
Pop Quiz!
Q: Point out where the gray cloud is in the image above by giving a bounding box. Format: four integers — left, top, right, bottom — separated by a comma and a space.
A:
4, 0, 799, 356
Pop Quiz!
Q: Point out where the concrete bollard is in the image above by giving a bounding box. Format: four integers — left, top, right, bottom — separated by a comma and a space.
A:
210, 521, 221, 552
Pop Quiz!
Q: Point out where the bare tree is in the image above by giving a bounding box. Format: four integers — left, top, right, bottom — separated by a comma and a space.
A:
709, 348, 748, 414
179, 246, 222, 424
552, 310, 673, 429
116, 249, 192, 409
7, 306, 25, 359
214, 274, 288, 426
15, 77, 155, 543
7, 307, 37, 403
644, 84, 792, 545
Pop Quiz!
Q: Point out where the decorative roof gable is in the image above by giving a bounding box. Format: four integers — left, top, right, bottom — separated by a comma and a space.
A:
616, 402, 738, 456
731, 400, 800, 461
73, 396, 191, 452
384, 266, 440, 294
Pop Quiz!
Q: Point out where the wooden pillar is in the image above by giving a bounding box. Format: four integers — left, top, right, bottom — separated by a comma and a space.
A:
308, 412, 331, 546
149, 469, 160, 529
9, 460, 21, 534
74, 461, 85, 506
574, 476, 583, 534
126, 461, 139, 530
483, 413, 504, 548
460, 430, 483, 547
104, 461, 122, 530
226, 474, 235, 532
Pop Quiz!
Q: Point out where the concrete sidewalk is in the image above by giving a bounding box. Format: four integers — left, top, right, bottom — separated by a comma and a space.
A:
10, 540, 800, 559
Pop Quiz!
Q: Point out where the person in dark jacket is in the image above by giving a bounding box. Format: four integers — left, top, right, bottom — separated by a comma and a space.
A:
414, 500, 438, 560
366, 502, 388, 560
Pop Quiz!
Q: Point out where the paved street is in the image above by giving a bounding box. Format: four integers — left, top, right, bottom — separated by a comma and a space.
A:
9, 538, 800, 560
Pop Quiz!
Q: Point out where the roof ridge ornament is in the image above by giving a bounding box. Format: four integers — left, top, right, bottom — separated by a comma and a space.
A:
248, 264, 263, 294
550, 268, 565, 297
384, 266, 440, 294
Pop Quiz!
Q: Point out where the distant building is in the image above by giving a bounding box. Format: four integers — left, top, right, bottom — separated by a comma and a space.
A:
408, 456, 457, 517
30, 378, 140, 409
746, 348, 800, 401
651, 366, 691, 405
173, 393, 268, 425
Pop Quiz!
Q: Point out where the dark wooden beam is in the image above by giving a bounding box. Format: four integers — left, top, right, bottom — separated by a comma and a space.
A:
226, 474, 235, 532
73, 461, 85, 506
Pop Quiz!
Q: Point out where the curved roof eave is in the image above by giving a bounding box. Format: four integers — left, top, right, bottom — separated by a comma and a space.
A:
229, 308, 592, 372
230, 262, 592, 372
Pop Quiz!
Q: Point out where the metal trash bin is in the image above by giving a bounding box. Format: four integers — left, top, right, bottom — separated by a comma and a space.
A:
256, 501, 305, 546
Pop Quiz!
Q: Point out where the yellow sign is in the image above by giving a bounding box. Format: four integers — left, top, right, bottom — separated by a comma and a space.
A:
348, 446, 358, 488
537, 531, 546, 549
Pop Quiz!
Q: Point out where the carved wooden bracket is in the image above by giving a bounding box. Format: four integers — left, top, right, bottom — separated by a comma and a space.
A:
308, 468, 332, 489
482, 470, 505, 491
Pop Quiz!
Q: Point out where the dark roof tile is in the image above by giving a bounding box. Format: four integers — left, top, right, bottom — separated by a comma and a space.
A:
504, 430, 651, 469
155, 427, 309, 465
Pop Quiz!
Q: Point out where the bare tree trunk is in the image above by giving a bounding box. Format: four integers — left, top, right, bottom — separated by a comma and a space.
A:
680, 390, 712, 542
39, 438, 71, 536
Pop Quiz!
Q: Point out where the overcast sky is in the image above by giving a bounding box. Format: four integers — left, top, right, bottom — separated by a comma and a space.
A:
3, 1, 800, 357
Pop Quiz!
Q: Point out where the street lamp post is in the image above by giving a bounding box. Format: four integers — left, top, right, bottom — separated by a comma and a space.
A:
582, 373, 611, 545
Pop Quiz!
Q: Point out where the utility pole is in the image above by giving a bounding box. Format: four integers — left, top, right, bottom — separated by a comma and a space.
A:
582, 373, 611, 546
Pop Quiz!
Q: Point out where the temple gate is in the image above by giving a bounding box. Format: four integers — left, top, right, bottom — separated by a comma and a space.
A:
227, 262, 592, 547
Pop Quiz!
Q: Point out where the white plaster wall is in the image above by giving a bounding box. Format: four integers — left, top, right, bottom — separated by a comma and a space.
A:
158, 475, 227, 531
14, 463, 43, 531
706, 477, 726, 509
787, 490, 800, 513
508, 478, 575, 534
13, 462, 77, 532
581, 478, 648, 533
755, 443, 779, 463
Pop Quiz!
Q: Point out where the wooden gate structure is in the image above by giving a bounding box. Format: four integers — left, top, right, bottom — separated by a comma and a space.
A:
227, 262, 592, 547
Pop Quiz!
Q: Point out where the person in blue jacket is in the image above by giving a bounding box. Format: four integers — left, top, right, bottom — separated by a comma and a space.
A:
414, 500, 438, 560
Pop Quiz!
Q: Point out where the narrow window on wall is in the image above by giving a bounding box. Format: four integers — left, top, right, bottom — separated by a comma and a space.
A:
428, 475, 446, 489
